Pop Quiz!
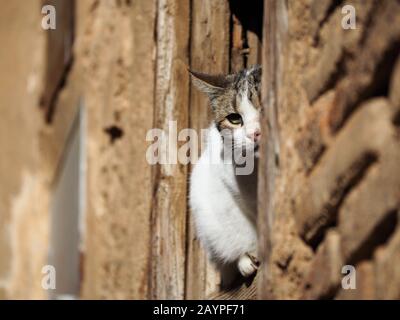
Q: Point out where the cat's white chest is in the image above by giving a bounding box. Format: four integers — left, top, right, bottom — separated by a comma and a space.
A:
189, 124, 257, 264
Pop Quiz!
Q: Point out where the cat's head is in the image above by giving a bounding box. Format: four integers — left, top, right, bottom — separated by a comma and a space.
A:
190, 65, 262, 155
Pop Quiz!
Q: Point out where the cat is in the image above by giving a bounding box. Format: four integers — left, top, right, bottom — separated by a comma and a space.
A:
189, 65, 262, 285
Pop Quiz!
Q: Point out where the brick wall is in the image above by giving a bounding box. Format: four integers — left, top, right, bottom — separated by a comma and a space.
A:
259, 0, 400, 299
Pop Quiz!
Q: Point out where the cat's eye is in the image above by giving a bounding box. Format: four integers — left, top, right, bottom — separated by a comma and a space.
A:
226, 113, 243, 125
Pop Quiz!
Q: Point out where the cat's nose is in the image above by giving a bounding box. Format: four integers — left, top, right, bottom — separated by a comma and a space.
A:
247, 129, 261, 142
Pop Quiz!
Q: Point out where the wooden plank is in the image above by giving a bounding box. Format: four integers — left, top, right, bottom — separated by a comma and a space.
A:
124, 0, 158, 300
81, 0, 157, 299
231, 21, 262, 71
150, 0, 190, 300
258, 0, 287, 299
208, 274, 258, 300
230, 15, 261, 71
247, 30, 262, 67
185, 0, 230, 299
231, 14, 245, 71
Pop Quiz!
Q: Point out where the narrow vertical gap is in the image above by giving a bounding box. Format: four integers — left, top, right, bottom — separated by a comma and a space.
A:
183, 0, 193, 300
243, 28, 249, 68
148, 0, 160, 300
258, 0, 281, 299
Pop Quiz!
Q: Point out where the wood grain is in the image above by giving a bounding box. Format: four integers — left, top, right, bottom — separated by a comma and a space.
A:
150, 0, 190, 300
258, 0, 287, 300
185, 0, 230, 300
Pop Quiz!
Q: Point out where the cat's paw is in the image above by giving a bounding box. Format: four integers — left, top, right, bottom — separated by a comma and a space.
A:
237, 254, 259, 277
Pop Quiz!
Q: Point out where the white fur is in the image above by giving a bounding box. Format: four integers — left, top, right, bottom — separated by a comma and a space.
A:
237, 254, 258, 277
189, 123, 258, 270
239, 85, 260, 140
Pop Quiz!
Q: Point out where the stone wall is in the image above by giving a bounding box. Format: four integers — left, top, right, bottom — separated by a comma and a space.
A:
259, 0, 400, 299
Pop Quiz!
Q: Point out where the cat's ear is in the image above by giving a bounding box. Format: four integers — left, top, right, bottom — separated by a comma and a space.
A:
189, 70, 233, 99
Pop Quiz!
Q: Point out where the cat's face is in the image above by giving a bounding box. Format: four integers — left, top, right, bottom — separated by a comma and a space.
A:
190, 66, 262, 155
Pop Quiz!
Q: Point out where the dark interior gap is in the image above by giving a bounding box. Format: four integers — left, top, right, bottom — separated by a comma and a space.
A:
228, 0, 263, 70
228, 0, 263, 41
242, 26, 249, 68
